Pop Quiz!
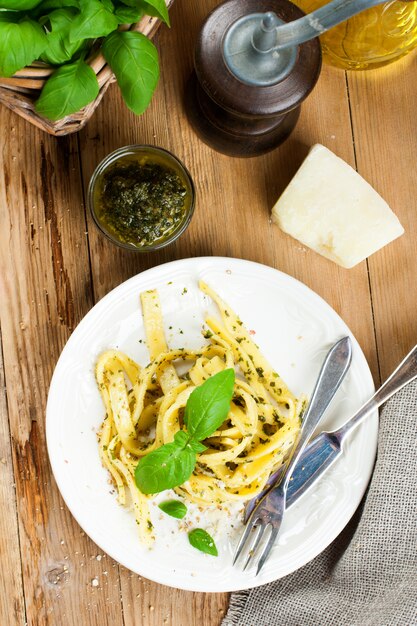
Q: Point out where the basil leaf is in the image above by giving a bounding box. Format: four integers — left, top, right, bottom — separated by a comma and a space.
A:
0, 11, 19, 21
0, 0, 42, 8
35, 58, 99, 120
158, 500, 187, 519
114, 5, 143, 23
135, 431, 196, 494
116, 0, 169, 25
35, 0, 79, 11
173, 430, 189, 446
141, 0, 169, 26
184, 369, 235, 441
0, 17, 47, 77
41, 8, 85, 65
69, 0, 118, 43
188, 529, 218, 556
188, 439, 206, 453
102, 30, 159, 115
101, 0, 114, 11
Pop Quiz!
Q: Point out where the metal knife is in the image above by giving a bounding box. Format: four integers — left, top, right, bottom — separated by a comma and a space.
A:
246, 343, 417, 521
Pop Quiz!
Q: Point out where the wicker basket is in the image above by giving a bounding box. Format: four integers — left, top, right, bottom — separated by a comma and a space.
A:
0, 1, 174, 136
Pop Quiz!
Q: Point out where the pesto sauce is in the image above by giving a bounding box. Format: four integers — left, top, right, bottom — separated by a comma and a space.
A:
95, 155, 189, 247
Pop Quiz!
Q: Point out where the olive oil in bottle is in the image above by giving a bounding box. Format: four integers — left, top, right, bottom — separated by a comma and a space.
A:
293, 0, 417, 69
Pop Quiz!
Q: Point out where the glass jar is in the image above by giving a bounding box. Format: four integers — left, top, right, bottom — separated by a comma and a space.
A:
88, 145, 195, 251
294, 0, 417, 69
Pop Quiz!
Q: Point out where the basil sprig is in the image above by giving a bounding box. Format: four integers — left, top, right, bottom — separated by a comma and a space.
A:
135, 369, 235, 495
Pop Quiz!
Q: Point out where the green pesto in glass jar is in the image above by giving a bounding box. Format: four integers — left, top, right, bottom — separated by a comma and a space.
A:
91, 148, 194, 249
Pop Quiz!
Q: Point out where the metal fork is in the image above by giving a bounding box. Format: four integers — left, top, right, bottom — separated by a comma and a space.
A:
232, 336, 353, 574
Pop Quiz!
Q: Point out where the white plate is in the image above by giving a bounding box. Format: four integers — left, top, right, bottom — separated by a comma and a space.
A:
46, 257, 377, 592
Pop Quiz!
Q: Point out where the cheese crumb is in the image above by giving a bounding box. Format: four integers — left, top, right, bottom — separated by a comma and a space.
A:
271, 144, 404, 268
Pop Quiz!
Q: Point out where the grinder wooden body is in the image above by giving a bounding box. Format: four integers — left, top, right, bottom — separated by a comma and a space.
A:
186, 0, 322, 157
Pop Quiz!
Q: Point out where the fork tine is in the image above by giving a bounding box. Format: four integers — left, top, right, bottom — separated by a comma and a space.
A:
232, 517, 260, 565
255, 527, 279, 576
242, 524, 265, 571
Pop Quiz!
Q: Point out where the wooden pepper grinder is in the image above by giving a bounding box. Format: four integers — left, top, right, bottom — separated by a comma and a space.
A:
186, 0, 322, 157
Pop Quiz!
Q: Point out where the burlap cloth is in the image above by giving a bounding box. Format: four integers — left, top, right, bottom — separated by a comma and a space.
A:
223, 380, 417, 626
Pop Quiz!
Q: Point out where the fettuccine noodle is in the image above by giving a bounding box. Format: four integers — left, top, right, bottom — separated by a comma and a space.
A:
96, 282, 305, 545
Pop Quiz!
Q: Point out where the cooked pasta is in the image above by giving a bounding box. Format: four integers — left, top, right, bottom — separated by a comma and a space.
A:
96, 281, 305, 544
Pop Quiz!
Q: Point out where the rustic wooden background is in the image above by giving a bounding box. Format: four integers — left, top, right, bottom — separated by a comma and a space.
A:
0, 0, 416, 624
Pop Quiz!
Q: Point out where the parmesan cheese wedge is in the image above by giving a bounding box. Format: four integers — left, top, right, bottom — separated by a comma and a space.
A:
271, 144, 404, 268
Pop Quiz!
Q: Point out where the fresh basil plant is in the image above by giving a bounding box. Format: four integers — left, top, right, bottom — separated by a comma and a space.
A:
0, 0, 169, 120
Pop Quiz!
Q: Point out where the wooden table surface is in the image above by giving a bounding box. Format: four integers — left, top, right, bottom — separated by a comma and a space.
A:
1, 1, 416, 624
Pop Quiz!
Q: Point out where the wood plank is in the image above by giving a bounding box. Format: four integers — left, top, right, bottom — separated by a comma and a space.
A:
77, 1, 377, 623
119, 568, 228, 626
347, 53, 417, 379
0, 109, 124, 626
0, 335, 26, 625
